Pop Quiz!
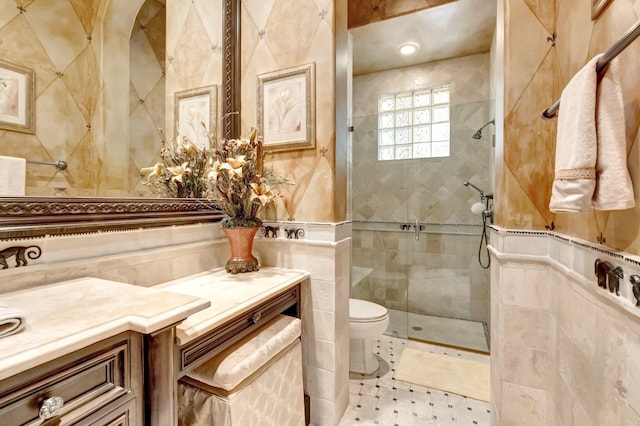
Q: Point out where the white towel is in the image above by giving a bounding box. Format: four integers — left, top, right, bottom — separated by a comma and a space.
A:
550, 55, 634, 212
592, 57, 634, 210
0, 155, 26, 196
0, 305, 25, 338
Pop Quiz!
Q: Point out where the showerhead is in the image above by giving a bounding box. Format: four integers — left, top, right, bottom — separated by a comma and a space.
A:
472, 119, 495, 140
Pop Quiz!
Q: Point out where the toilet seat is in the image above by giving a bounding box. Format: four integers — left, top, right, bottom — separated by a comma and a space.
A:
349, 298, 388, 323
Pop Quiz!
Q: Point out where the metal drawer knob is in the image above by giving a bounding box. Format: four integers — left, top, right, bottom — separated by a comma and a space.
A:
251, 312, 262, 324
39, 396, 64, 420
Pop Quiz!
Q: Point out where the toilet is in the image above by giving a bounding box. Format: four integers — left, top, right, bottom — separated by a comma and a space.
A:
349, 298, 390, 374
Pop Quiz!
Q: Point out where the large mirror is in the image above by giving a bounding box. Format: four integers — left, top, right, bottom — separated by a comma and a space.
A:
0, 0, 242, 237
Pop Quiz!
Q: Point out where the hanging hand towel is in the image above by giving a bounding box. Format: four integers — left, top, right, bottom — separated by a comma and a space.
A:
550, 55, 635, 212
0, 155, 26, 196
0, 305, 25, 339
592, 57, 634, 210
549, 55, 600, 212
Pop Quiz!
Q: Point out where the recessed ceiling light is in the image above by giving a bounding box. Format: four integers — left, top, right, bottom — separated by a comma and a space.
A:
398, 42, 419, 56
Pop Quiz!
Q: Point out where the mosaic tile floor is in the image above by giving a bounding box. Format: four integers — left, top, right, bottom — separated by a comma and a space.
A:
338, 335, 491, 426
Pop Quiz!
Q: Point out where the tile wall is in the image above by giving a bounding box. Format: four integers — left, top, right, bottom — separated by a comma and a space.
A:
351, 225, 490, 324
490, 227, 640, 425
350, 52, 493, 327
352, 53, 494, 225
256, 220, 351, 425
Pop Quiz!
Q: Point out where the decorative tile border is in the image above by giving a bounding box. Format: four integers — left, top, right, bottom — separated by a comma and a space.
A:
494, 226, 634, 264
258, 221, 352, 243
491, 226, 640, 318
0, 245, 42, 269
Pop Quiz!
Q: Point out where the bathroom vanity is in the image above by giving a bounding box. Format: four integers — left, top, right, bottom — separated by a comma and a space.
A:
0, 268, 309, 425
0, 277, 207, 425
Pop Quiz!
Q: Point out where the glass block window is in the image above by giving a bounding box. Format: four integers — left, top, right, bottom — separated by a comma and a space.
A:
377, 85, 451, 160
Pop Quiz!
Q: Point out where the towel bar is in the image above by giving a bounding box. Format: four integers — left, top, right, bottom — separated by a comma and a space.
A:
26, 160, 67, 171
542, 19, 640, 119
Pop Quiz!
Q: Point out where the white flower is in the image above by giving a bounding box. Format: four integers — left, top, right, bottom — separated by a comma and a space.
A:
219, 156, 246, 178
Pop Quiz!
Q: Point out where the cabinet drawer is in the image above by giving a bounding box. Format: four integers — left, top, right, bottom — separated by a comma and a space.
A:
0, 338, 132, 426
75, 398, 137, 426
178, 285, 300, 374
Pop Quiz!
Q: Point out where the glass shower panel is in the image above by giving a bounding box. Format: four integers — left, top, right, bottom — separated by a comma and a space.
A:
351, 113, 411, 339
404, 99, 493, 353
351, 100, 493, 352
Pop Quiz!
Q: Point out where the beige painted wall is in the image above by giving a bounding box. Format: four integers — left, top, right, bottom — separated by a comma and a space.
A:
0, 0, 105, 196
0, 0, 223, 198
164, 0, 222, 140
240, 0, 343, 223
500, 0, 640, 254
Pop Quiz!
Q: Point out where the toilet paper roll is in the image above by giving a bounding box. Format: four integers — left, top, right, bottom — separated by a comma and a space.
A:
471, 202, 485, 215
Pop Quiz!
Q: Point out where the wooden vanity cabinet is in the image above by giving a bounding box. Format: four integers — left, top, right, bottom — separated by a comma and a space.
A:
0, 332, 144, 426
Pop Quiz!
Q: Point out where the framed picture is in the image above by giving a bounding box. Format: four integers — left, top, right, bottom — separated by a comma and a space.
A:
0, 60, 34, 134
592, 0, 613, 19
257, 62, 315, 152
174, 85, 217, 150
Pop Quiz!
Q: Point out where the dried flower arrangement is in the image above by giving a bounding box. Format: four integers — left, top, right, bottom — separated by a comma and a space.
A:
208, 127, 283, 229
139, 129, 209, 199
140, 123, 286, 229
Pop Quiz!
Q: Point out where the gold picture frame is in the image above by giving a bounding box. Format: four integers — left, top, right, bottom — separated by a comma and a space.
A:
174, 85, 217, 150
257, 62, 315, 152
0, 59, 34, 134
592, 0, 613, 19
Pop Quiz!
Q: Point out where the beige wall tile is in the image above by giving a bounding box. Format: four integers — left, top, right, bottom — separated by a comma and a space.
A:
502, 344, 551, 390
502, 304, 552, 351
501, 381, 548, 425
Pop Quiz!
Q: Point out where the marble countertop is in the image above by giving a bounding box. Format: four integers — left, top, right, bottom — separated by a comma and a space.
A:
0, 277, 209, 381
154, 267, 310, 345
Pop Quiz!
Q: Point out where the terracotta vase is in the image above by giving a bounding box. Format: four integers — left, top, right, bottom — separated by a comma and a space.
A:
223, 227, 260, 274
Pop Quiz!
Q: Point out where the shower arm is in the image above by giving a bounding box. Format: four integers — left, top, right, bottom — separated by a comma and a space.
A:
463, 181, 484, 198
478, 119, 495, 132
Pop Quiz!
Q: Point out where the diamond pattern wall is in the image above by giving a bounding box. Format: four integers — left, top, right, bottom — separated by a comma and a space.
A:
501, 0, 640, 254
0, 2, 91, 195
129, 0, 166, 196
241, 0, 338, 222
165, 0, 222, 140
0, 0, 222, 197
352, 53, 494, 225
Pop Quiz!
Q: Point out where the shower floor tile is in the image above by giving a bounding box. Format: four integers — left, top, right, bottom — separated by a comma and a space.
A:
338, 335, 491, 426
386, 309, 489, 353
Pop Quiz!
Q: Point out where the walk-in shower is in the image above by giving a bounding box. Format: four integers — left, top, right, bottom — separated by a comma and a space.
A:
349, 0, 496, 355
350, 94, 494, 352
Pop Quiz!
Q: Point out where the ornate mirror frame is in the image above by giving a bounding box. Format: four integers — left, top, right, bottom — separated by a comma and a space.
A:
0, 1, 241, 239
